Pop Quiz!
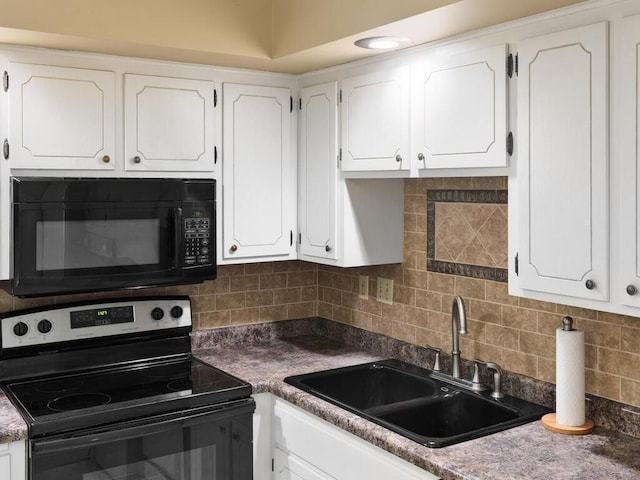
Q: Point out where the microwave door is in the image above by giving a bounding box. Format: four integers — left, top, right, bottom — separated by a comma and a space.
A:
12, 203, 176, 296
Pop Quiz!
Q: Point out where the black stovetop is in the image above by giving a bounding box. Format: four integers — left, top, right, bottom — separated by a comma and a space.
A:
3, 356, 251, 437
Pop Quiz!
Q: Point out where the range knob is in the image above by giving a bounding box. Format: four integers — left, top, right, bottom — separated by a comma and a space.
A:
151, 307, 165, 321
37, 319, 52, 334
13, 322, 28, 337
170, 306, 183, 319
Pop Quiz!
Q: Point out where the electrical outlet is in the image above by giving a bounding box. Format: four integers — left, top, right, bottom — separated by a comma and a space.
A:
359, 275, 369, 299
376, 278, 394, 305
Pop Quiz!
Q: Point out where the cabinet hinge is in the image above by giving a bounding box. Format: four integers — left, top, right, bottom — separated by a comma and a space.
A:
290, 96, 293, 113
213, 89, 217, 107
338, 148, 342, 167
506, 132, 514, 156
290, 230, 293, 247
271, 458, 274, 472
2, 71, 7, 92
214, 146, 218, 164
298, 232, 301, 244
298, 98, 302, 110
515, 53, 519, 75
3, 139, 8, 160
339, 89, 342, 103
507, 54, 514, 78
515, 253, 519, 276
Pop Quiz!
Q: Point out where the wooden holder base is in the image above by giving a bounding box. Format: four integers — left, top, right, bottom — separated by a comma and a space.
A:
541, 413, 594, 435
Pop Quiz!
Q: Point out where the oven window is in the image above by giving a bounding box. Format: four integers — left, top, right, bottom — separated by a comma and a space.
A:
36, 219, 161, 271
32, 403, 253, 480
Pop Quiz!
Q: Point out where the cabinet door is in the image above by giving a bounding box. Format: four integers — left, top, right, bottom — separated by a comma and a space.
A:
299, 82, 338, 260
517, 22, 608, 301
222, 84, 293, 261
619, 15, 640, 307
9, 63, 115, 170
0, 441, 26, 480
340, 67, 410, 172
124, 74, 216, 172
274, 448, 336, 480
413, 45, 508, 169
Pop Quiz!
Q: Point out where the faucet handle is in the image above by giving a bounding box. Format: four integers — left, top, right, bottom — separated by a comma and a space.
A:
474, 359, 505, 399
424, 344, 442, 372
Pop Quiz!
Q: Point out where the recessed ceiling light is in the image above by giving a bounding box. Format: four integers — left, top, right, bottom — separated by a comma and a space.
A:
354, 36, 410, 50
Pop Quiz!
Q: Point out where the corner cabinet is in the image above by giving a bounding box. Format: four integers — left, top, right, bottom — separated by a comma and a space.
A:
340, 67, 411, 173
412, 44, 509, 170
298, 82, 404, 267
516, 22, 609, 302
221, 83, 295, 263
618, 14, 640, 308
7, 63, 115, 170
0, 441, 26, 480
272, 398, 439, 480
123, 74, 216, 172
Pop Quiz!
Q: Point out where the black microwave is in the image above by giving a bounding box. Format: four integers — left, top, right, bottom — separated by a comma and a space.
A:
5, 177, 216, 297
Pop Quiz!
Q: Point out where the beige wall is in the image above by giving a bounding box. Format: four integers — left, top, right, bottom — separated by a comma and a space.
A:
1, 176, 638, 409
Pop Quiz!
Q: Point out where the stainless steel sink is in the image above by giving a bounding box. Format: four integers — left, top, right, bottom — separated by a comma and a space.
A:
285, 359, 551, 447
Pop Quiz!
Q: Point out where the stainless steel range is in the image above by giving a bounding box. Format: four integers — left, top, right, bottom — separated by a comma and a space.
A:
0, 296, 254, 480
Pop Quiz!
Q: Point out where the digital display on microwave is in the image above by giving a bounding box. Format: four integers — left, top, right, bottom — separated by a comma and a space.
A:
70, 306, 134, 329
35, 219, 160, 271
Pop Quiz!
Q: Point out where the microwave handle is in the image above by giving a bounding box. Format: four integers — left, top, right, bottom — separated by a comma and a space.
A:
173, 207, 183, 269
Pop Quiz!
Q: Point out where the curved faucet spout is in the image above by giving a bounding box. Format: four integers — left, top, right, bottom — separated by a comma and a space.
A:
451, 296, 468, 378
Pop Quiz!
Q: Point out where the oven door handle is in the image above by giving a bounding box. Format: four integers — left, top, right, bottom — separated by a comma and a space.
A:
32, 399, 254, 455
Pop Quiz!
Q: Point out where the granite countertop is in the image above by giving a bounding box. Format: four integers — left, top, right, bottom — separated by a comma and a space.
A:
194, 335, 640, 480
1, 334, 639, 479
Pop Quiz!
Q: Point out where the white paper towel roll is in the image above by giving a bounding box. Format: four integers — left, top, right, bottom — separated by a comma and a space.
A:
556, 319, 585, 427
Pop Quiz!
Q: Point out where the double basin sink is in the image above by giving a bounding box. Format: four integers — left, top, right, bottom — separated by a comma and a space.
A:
285, 359, 551, 447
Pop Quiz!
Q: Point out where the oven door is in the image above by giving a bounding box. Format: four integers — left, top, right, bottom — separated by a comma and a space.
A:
30, 399, 254, 480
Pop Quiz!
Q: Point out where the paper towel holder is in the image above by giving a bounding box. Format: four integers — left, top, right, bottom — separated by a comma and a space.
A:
541, 316, 595, 435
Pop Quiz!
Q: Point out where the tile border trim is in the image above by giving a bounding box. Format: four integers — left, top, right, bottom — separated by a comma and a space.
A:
426, 189, 508, 283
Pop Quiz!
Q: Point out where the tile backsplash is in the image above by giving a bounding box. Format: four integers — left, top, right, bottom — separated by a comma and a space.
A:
1, 176, 639, 409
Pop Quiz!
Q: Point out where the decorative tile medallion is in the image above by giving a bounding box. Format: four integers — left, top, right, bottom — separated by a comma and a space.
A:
427, 190, 508, 282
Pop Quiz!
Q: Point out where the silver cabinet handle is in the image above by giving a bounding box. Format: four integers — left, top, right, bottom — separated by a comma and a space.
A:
230, 245, 238, 253
417, 153, 425, 161
395, 154, 402, 162
133, 156, 141, 164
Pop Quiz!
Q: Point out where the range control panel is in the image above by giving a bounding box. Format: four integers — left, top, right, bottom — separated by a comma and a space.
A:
0, 297, 191, 351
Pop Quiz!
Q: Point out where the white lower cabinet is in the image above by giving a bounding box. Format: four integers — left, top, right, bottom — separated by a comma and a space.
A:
271, 397, 439, 480
0, 441, 26, 480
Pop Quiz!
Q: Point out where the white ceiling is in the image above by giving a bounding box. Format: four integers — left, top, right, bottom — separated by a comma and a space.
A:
0, 0, 586, 74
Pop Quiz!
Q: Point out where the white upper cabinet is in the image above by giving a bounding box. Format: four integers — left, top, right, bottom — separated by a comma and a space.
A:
222, 83, 294, 262
618, 14, 640, 308
517, 22, 609, 301
8, 63, 115, 170
340, 67, 411, 172
299, 82, 338, 260
124, 74, 216, 172
412, 44, 509, 169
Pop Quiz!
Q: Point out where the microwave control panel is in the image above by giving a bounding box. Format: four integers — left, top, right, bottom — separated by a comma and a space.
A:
183, 205, 212, 267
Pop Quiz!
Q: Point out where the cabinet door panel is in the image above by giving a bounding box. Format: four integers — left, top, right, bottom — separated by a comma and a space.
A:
222, 84, 292, 260
274, 448, 335, 480
518, 22, 608, 301
9, 63, 115, 170
299, 82, 337, 260
341, 68, 410, 171
413, 45, 508, 169
124, 74, 215, 172
619, 15, 640, 307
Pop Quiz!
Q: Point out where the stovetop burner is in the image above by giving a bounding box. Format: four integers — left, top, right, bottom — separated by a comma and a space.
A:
48, 393, 112, 412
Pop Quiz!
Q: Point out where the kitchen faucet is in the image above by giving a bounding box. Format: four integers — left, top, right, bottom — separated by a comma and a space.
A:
451, 295, 468, 379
